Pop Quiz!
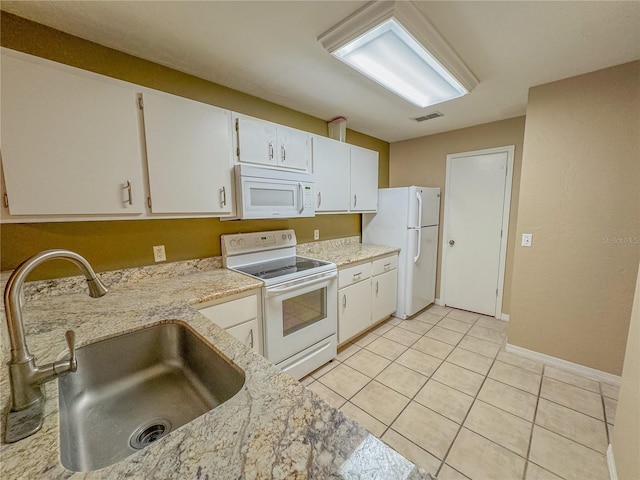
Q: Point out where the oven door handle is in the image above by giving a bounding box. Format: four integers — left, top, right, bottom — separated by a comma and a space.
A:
265, 270, 337, 297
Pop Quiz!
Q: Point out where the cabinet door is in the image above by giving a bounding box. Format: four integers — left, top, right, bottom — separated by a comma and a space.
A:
226, 318, 261, 353
1, 50, 145, 215
236, 116, 277, 166
350, 146, 379, 212
338, 279, 372, 344
312, 136, 350, 212
372, 270, 398, 324
142, 91, 233, 214
277, 127, 310, 171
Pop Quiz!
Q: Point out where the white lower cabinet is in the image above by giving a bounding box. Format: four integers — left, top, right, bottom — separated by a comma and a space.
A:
372, 269, 398, 324
339, 277, 372, 345
338, 253, 398, 345
197, 291, 262, 354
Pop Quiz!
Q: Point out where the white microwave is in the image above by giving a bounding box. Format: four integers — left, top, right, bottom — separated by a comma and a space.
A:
233, 165, 315, 219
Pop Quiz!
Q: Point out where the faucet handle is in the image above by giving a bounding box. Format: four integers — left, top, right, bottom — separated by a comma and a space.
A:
65, 330, 77, 372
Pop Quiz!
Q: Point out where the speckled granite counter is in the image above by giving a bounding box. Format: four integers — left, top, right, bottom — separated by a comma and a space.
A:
297, 236, 400, 268
0, 256, 430, 480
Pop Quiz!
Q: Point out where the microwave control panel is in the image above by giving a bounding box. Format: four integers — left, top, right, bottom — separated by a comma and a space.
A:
304, 185, 313, 210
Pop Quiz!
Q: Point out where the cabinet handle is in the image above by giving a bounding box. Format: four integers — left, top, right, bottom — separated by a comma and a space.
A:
384, 263, 391, 270
249, 328, 254, 349
281, 144, 286, 162
220, 186, 227, 207
342, 294, 347, 308
376, 281, 379, 294
353, 272, 362, 280
124, 180, 133, 206
317, 192, 321, 208
353, 194, 357, 208
268, 142, 274, 160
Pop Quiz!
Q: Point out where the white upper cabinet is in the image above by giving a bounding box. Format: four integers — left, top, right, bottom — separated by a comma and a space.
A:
0, 49, 145, 216
141, 90, 234, 215
350, 145, 379, 212
235, 115, 310, 171
311, 136, 350, 212
235, 116, 278, 167
311, 136, 379, 214
277, 127, 310, 171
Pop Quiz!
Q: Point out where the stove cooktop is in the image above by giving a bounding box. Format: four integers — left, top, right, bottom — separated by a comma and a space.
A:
234, 256, 332, 281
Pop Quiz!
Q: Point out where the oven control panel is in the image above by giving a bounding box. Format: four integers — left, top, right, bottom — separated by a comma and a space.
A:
222, 229, 297, 258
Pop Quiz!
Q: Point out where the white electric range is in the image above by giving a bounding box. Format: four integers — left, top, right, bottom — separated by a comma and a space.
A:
222, 230, 337, 379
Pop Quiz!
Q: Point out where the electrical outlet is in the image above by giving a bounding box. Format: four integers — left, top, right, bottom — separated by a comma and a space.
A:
521, 233, 533, 247
314, 229, 320, 240
153, 245, 166, 262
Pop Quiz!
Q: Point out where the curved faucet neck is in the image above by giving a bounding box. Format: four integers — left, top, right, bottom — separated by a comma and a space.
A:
4, 249, 108, 364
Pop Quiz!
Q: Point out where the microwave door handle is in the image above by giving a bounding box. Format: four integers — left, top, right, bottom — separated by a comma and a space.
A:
298, 182, 304, 213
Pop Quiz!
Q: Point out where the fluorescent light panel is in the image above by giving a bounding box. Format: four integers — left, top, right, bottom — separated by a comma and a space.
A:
320, 1, 477, 108
333, 18, 466, 108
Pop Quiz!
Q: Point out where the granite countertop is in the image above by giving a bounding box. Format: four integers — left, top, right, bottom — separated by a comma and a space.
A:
297, 236, 400, 268
0, 250, 429, 480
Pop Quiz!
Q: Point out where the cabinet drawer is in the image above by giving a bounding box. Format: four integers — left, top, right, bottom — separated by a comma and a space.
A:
198, 295, 257, 329
372, 254, 398, 276
339, 262, 372, 288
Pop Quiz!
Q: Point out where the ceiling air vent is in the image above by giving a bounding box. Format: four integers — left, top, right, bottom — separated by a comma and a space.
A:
414, 112, 444, 122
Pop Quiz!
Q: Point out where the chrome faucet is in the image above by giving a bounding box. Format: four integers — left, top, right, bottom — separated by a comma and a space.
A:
3, 249, 108, 443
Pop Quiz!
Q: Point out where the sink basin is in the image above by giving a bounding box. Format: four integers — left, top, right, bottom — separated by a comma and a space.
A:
58, 321, 245, 472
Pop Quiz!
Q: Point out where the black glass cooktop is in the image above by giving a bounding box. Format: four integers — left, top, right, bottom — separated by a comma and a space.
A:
235, 256, 331, 280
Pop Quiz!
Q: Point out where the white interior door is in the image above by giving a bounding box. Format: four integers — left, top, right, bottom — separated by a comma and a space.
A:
442, 147, 514, 317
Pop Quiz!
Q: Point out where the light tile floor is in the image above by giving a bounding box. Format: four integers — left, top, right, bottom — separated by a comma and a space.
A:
302, 305, 618, 480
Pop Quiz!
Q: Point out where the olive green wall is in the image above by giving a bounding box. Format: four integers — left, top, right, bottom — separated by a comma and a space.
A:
0, 13, 389, 279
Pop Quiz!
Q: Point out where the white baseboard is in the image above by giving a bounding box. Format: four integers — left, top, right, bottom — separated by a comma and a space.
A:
435, 298, 444, 306
499, 313, 509, 322
505, 343, 622, 385
607, 444, 618, 480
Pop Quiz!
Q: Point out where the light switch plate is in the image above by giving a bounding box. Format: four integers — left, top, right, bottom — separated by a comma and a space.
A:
314, 229, 320, 240
521, 234, 533, 247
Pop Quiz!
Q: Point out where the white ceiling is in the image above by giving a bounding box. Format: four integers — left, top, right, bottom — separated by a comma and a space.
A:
2, 1, 639, 142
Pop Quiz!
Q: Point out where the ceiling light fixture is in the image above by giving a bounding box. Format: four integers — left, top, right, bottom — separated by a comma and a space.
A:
318, 1, 478, 108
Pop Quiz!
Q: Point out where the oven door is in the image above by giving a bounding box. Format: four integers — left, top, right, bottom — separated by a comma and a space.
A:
263, 270, 337, 364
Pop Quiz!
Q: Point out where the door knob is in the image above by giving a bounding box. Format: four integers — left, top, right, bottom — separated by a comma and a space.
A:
449, 240, 455, 246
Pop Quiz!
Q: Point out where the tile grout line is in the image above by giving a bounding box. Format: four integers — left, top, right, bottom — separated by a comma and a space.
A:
372, 309, 477, 475
435, 331, 505, 478
522, 362, 546, 480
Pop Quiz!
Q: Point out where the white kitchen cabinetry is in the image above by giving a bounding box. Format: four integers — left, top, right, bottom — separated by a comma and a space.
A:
311, 136, 350, 212
338, 253, 398, 345
350, 145, 379, 212
235, 115, 310, 171
371, 255, 399, 324
0, 48, 145, 216
338, 263, 372, 345
197, 291, 262, 354
311, 136, 379, 214
140, 90, 234, 215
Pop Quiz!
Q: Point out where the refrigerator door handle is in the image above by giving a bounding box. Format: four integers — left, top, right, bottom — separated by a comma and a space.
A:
414, 228, 422, 263
415, 190, 423, 228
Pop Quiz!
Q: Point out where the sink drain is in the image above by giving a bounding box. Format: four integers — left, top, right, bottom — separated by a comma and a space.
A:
129, 419, 172, 449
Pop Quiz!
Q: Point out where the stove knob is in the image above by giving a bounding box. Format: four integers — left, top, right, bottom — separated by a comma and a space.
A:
230, 239, 237, 248
282, 234, 287, 240
287, 233, 292, 240
238, 239, 246, 247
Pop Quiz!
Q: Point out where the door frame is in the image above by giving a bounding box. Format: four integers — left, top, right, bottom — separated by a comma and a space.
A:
440, 145, 515, 319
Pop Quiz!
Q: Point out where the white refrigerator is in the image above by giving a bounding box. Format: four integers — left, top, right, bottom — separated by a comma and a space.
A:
362, 186, 440, 319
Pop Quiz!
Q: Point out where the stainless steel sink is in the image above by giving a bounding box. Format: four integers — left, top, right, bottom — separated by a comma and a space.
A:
58, 322, 245, 472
